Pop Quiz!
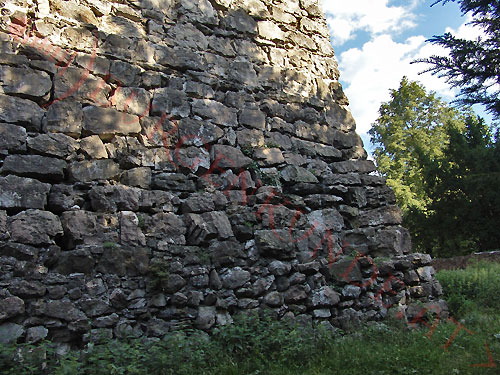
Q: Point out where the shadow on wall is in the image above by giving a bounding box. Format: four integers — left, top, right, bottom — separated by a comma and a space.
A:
0, 0, 433, 346
1, 0, 367, 253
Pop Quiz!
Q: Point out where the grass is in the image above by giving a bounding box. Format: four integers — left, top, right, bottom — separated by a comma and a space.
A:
1, 262, 499, 374
435, 261, 500, 317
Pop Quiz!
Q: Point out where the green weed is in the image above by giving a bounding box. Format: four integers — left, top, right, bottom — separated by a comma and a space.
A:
147, 259, 171, 291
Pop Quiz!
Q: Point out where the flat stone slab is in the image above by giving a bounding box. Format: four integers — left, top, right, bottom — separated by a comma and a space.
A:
69, 160, 121, 182
0, 175, 51, 210
83, 106, 141, 139
2, 155, 66, 182
0, 66, 52, 97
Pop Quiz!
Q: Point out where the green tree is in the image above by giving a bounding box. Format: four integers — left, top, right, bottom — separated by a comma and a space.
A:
371, 77, 500, 256
369, 77, 464, 214
421, 115, 500, 256
414, 0, 500, 118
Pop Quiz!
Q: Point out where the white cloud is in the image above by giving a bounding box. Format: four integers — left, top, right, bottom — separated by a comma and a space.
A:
320, 1, 491, 153
322, 0, 419, 45
446, 14, 482, 40
338, 33, 455, 138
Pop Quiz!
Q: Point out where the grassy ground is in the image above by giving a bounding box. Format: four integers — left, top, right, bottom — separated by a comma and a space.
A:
1, 261, 499, 374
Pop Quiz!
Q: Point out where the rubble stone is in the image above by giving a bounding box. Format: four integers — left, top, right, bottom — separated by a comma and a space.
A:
0, 123, 26, 152
0, 94, 44, 131
8, 210, 63, 245
0, 297, 25, 320
0, 176, 51, 210
44, 101, 83, 137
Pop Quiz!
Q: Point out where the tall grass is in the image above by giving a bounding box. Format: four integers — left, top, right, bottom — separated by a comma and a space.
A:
436, 261, 500, 317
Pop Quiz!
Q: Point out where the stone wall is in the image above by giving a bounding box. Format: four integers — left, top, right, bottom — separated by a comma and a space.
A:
0, 0, 446, 346
432, 251, 500, 271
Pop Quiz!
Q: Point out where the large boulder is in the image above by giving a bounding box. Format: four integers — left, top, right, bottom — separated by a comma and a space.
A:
209, 240, 246, 267
221, 267, 251, 289
331, 160, 376, 174
0, 94, 44, 131
192, 99, 237, 127
110, 87, 151, 116
8, 209, 63, 245
311, 286, 340, 307
182, 193, 216, 213
178, 118, 223, 146
284, 285, 309, 303
152, 173, 196, 192
329, 258, 363, 284
89, 185, 141, 213
54, 67, 110, 105
239, 108, 266, 130
307, 209, 344, 233
255, 230, 296, 259
194, 306, 216, 330
55, 248, 96, 275
80, 135, 108, 159
268, 260, 292, 276
147, 212, 187, 244
119, 211, 146, 247
172, 146, 211, 173
179, 0, 218, 25
358, 206, 403, 227
61, 210, 119, 249
48, 184, 86, 213
8, 280, 46, 298
120, 167, 152, 188
280, 165, 319, 183
0, 211, 7, 241
0, 123, 26, 152
152, 87, 190, 118
97, 246, 150, 276
44, 300, 87, 321
0, 242, 39, 261
0, 297, 25, 321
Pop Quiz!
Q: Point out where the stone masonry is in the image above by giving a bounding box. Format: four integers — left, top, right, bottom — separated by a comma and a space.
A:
0, 0, 447, 346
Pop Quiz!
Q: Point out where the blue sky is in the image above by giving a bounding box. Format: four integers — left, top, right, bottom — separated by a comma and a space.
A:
337, 0, 463, 51
320, 0, 489, 154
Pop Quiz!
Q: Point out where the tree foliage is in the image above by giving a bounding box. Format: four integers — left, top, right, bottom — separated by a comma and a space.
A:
419, 115, 500, 256
370, 78, 500, 257
414, 0, 500, 118
369, 77, 464, 213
